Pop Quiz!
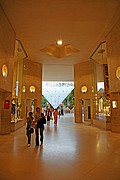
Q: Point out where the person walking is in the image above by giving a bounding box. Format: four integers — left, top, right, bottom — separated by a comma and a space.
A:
26, 112, 34, 146
37, 113, 46, 145
34, 107, 41, 146
58, 109, 61, 118
61, 107, 64, 115
46, 108, 51, 125
53, 108, 58, 125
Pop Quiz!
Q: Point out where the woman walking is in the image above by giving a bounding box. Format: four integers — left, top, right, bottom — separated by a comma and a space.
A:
26, 112, 34, 146
53, 108, 58, 125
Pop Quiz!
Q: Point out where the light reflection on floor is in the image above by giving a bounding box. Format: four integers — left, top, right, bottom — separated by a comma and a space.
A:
0, 113, 120, 180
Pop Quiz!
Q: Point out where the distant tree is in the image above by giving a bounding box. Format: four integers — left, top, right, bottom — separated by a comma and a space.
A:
67, 89, 74, 106
42, 95, 47, 108
63, 89, 74, 108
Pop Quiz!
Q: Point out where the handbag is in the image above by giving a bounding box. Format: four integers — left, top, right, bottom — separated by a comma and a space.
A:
43, 117, 46, 124
50, 116, 53, 120
30, 127, 34, 134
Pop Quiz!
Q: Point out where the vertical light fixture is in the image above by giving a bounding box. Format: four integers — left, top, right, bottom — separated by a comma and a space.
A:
2, 64, 8, 78
116, 66, 120, 80
22, 86, 26, 92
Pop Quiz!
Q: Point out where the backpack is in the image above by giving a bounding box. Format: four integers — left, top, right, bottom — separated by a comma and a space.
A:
37, 117, 46, 128
42, 117, 46, 124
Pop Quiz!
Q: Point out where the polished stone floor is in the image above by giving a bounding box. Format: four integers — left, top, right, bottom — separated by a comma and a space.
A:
0, 113, 120, 180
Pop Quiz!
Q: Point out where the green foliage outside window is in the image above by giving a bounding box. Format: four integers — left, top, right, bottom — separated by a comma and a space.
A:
42, 95, 47, 108
63, 89, 74, 108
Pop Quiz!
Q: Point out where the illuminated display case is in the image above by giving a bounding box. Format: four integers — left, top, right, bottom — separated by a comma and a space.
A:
90, 42, 110, 121
11, 40, 27, 122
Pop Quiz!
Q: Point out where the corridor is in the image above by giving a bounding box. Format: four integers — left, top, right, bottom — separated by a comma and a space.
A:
0, 113, 120, 180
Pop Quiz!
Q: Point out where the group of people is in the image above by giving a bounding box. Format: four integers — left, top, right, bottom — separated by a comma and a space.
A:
45, 108, 59, 125
26, 107, 46, 147
26, 107, 59, 147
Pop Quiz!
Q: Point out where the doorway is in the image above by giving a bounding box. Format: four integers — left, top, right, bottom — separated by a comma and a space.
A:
26, 99, 35, 117
82, 99, 91, 122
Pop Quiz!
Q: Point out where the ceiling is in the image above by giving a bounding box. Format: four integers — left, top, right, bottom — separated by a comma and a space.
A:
0, 0, 120, 80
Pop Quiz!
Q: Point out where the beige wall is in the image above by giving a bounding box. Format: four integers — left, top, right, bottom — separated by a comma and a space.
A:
74, 61, 92, 123
106, 16, 120, 132
0, 6, 15, 92
106, 21, 120, 93
42, 64, 74, 81
0, 6, 15, 134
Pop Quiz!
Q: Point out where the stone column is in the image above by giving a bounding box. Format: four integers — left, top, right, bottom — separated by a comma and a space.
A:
74, 61, 92, 123
24, 60, 42, 117
106, 15, 120, 132
0, 5, 15, 134
110, 93, 120, 132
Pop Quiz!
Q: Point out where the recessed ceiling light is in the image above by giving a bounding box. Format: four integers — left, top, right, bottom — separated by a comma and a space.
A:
57, 40, 63, 45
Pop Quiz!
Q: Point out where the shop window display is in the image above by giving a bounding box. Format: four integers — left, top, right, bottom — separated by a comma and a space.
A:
90, 42, 110, 120
11, 40, 27, 122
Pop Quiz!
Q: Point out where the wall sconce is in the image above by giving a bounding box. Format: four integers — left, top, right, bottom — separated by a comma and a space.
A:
2, 64, 8, 78
112, 101, 117, 108
116, 66, 120, 80
22, 86, 26, 92
81, 86, 87, 93
30, 86, 35, 93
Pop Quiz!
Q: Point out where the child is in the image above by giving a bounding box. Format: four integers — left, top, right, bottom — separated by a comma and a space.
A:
26, 112, 34, 146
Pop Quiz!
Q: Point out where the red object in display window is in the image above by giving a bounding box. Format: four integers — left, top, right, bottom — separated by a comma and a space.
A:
4, 100, 10, 109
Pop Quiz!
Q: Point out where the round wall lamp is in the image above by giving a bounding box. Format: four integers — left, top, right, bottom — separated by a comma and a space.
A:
116, 66, 120, 80
30, 85, 35, 93
81, 86, 87, 93
2, 64, 8, 78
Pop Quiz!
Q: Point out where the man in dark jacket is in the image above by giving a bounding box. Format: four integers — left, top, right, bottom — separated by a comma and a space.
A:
37, 113, 46, 145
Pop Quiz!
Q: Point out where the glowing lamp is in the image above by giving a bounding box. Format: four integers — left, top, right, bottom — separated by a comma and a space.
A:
116, 66, 120, 80
22, 86, 26, 92
57, 40, 63, 45
30, 86, 35, 93
2, 64, 8, 78
81, 86, 87, 93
